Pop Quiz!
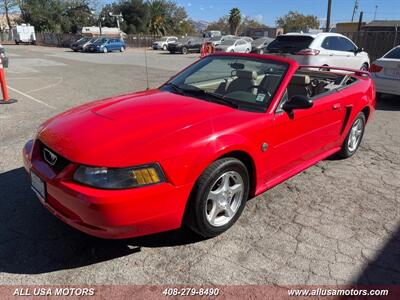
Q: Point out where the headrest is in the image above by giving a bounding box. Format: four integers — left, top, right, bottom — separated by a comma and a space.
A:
291, 74, 311, 85
236, 70, 257, 80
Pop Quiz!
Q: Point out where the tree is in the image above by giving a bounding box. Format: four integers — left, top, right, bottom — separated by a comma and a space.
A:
100, 0, 149, 34
206, 16, 229, 34
228, 7, 241, 35
0, 0, 18, 31
239, 16, 266, 35
276, 11, 320, 33
147, 0, 189, 35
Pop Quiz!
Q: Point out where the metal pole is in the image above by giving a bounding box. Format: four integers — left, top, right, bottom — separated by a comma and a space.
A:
357, 11, 363, 32
351, 0, 359, 22
326, 0, 332, 32
373, 5, 378, 20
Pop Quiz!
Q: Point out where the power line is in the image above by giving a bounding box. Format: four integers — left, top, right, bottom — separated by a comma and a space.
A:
351, 0, 359, 22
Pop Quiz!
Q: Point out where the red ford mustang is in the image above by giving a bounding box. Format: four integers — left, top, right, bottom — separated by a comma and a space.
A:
23, 53, 375, 239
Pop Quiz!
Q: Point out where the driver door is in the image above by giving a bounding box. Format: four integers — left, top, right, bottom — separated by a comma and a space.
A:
264, 89, 345, 183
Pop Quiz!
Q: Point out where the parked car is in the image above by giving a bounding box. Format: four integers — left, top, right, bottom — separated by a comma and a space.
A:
204, 30, 222, 38
0, 44, 9, 68
266, 33, 370, 70
152, 36, 178, 50
82, 38, 100, 52
12, 24, 36, 45
23, 53, 375, 239
370, 46, 400, 96
251, 37, 274, 54
214, 38, 252, 53
87, 38, 126, 53
70, 37, 90, 52
167, 37, 203, 54
240, 36, 254, 43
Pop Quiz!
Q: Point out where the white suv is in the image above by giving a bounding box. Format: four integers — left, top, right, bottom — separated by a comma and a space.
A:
152, 36, 178, 50
266, 33, 370, 70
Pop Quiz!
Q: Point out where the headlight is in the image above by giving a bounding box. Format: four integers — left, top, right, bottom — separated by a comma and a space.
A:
73, 164, 165, 189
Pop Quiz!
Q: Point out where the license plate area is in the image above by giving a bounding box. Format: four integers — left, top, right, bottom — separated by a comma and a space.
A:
31, 172, 46, 201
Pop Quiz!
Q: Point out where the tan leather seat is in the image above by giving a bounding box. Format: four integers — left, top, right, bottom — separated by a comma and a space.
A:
226, 70, 257, 95
287, 74, 311, 98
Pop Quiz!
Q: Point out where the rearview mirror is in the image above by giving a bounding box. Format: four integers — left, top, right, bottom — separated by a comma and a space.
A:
355, 47, 364, 53
282, 95, 313, 111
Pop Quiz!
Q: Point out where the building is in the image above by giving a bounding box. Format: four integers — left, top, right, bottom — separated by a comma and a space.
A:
362, 20, 400, 32
243, 26, 283, 38
336, 22, 366, 33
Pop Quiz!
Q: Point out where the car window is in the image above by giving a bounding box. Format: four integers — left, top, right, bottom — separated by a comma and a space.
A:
384, 47, 400, 59
321, 37, 341, 51
338, 37, 357, 52
267, 35, 314, 53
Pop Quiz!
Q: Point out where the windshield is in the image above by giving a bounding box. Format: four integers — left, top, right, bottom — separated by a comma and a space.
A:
267, 35, 314, 53
210, 36, 221, 41
162, 55, 288, 112
76, 38, 89, 44
221, 39, 235, 46
252, 37, 271, 47
159, 37, 168, 41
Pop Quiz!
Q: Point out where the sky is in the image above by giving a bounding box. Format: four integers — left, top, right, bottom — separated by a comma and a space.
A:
173, 0, 400, 26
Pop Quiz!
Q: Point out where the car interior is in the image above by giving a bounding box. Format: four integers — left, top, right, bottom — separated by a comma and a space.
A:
194, 69, 358, 105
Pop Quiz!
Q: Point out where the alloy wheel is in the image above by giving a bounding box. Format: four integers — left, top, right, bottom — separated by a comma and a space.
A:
205, 171, 244, 227
348, 118, 363, 152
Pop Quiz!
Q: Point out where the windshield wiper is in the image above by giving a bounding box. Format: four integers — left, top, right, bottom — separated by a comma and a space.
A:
180, 87, 239, 109
163, 83, 185, 95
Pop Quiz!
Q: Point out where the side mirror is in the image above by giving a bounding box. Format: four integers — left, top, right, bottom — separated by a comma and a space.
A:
355, 47, 364, 53
282, 95, 313, 111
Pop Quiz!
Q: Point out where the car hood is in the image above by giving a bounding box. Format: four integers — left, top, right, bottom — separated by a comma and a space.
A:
38, 89, 235, 167
217, 45, 232, 50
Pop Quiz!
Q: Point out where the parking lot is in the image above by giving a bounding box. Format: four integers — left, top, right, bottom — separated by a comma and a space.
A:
0, 45, 399, 285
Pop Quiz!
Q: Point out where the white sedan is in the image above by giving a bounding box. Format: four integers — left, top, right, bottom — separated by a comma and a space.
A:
214, 39, 252, 53
370, 46, 400, 96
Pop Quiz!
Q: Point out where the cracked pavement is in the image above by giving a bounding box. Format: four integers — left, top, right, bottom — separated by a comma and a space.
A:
0, 45, 399, 285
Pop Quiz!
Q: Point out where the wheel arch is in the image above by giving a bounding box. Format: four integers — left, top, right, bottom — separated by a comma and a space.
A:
361, 105, 371, 122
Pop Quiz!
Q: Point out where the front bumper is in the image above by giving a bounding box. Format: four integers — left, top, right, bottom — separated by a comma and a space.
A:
23, 139, 193, 239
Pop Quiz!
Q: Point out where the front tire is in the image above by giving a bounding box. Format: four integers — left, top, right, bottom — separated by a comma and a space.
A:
186, 158, 249, 238
182, 47, 188, 54
338, 112, 366, 158
360, 63, 369, 71
162, 44, 167, 51
103, 47, 108, 53
120, 46, 125, 52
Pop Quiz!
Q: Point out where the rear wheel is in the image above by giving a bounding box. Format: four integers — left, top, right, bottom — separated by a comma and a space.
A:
338, 112, 366, 158
120, 46, 125, 52
186, 158, 249, 237
162, 44, 167, 51
182, 47, 188, 54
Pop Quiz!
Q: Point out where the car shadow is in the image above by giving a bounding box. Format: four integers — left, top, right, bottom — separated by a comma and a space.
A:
351, 222, 400, 284
376, 94, 400, 111
0, 167, 204, 275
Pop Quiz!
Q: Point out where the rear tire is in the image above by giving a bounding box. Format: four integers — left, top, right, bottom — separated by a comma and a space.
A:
186, 158, 249, 238
182, 47, 188, 54
338, 112, 366, 158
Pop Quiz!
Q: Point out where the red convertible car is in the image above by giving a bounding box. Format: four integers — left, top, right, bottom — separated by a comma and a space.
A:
23, 53, 375, 239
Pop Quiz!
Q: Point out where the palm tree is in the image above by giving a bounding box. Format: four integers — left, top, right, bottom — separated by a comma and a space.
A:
147, 0, 168, 36
228, 7, 241, 35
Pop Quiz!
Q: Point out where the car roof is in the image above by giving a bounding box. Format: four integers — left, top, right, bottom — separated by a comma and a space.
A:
283, 32, 347, 38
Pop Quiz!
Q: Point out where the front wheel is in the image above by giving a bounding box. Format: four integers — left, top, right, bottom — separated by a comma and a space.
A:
162, 44, 167, 51
120, 46, 125, 52
103, 47, 108, 53
181, 47, 188, 54
338, 112, 366, 158
360, 63, 369, 71
186, 158, 249, 237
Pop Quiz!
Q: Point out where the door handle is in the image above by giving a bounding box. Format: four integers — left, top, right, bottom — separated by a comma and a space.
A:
332, 103, 341, 110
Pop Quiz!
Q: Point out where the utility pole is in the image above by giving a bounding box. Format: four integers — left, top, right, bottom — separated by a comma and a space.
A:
373, 5, 378, 20
326, 0, 332, 32
357, 11, 364, 31
351, 0, 359, 22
